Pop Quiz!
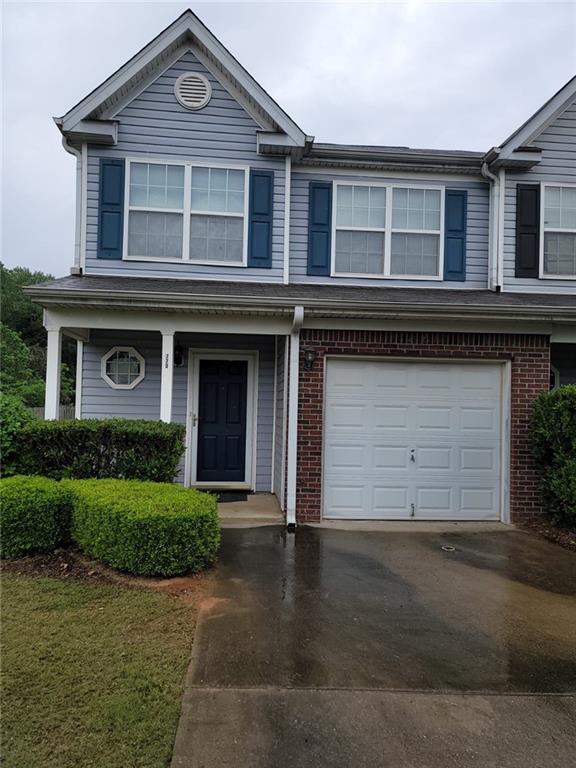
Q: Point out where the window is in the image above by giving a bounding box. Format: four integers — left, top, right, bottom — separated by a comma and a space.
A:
333, 183, 443, 278
543, 185, 576, 278
125, 160, 248, 264
101, 347, 145, 390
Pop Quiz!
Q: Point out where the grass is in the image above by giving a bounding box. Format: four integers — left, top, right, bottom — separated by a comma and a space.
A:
1, 574, 196, 768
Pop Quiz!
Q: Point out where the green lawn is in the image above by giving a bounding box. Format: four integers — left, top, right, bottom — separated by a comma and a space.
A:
1, 574, 196, 768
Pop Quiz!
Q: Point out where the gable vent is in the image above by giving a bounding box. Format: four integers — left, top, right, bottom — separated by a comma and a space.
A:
174, 73, 212, 110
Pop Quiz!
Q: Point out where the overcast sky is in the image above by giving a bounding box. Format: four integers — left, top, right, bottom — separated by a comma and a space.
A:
2, 0, 575, 278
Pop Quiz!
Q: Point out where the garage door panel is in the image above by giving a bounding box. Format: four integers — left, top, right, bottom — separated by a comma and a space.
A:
324, 360, 503, 521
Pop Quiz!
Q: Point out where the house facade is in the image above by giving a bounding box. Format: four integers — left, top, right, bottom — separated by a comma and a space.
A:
28, 9, 576, 526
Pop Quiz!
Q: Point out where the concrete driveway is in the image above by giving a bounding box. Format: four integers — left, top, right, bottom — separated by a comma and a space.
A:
172, 525, 576, 768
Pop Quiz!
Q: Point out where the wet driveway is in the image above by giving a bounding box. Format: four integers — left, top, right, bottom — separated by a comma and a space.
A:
172, 525, 576, 767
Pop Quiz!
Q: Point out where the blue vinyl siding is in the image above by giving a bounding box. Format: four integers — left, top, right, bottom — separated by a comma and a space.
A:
289, 170, 489, 288
85, 50, 285, 281
81, 330, 275, 491
503, 98, 576, 294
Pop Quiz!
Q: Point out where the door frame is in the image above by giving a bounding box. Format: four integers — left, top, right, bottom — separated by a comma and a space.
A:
321, 356, 511, 523
185, 349, 259, 490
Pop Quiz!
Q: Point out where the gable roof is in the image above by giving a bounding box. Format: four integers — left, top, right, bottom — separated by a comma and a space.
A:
55, 8, 308, 148
485, 73, 576, 167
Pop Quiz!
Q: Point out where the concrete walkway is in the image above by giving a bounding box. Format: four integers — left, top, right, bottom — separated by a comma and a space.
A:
172, 525, 576, 767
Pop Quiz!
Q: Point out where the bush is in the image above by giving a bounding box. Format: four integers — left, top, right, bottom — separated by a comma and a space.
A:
0, 394, 35, 476
530, 385, 576, 525
66, 479, 219, 576
0, 476, 72, 558
14, 419, 186, 482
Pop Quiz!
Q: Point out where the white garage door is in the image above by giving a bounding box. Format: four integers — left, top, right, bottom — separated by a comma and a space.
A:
324, 359, 503, 520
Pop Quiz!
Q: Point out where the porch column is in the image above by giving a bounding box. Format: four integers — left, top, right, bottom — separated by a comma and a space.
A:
44, 327, 62, 420
286, 306, 304, 529
160, 331, 174, 423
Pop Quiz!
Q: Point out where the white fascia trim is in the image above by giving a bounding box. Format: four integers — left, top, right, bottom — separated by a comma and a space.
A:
292, 165, 485, 184
286, 306, 304, 528
283, 155, 291, 284
60, 11, 306, 145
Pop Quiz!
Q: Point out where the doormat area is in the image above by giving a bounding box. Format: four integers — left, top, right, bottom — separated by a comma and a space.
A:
216, 492, 248, 503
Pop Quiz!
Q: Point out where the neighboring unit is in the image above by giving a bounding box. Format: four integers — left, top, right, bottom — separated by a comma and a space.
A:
27, 9, 576, 526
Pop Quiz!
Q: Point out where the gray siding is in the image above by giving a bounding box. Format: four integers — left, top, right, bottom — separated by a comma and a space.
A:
81, 330, 274, 491
85, 50, 285, 282
273, 336, 286, 507
503, 98, 576, 294
289, 170, 490, 289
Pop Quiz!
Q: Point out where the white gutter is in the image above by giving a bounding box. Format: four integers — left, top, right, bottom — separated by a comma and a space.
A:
481, 161, 500, 291
62, 138, 82, 272
286, 305, 304, 529
283, 155, 292, 284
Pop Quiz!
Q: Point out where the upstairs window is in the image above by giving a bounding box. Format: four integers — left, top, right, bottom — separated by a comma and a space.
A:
543, 185, 576, 278
333, 183, 444, 279
124, 160, 248, 264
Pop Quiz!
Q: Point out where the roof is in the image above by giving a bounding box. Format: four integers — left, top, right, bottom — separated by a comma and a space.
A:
25, 276, 576, 323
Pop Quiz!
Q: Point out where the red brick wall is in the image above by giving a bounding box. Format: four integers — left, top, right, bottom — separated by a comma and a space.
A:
296, 330, 550, 524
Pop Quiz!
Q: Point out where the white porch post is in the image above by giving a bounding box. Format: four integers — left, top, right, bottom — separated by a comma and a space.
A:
286, 306, 304, 529
44, 327, 62, 420
160, 331, 174, 423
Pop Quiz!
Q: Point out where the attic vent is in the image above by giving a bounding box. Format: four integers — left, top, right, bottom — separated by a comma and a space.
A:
174, 72, 211, 110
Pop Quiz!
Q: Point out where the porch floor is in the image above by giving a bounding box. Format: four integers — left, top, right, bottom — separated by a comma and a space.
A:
217, 493, 283, 528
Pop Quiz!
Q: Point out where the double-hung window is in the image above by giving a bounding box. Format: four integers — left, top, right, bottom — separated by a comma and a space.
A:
125, 160, 248, 264
333, 183, 444, 279
542, 185, 576, 278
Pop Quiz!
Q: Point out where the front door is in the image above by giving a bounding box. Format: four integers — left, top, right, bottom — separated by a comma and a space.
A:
197, 359, 248, 483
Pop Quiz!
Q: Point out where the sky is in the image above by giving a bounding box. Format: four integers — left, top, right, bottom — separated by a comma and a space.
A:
2, 0, 576, 278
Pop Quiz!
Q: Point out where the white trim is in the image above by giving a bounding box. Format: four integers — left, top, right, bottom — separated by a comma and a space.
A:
80, 143, 88, 271
123, 157, 249, 266
44, 328, 62, 420
75, 340, 84, 419
101, 345, 146, 390
539, 182, 576, 280
331, 181, 445, 280
292, 164, 484, 184
160, 332, 175, 422
280, 336, 289, 511
283, 155, 291, 284
186, 350, 258, 489
497, 169, 505, 289
286, 306, 304, 526
321, 356, 511, 524
271, 335, 278, 493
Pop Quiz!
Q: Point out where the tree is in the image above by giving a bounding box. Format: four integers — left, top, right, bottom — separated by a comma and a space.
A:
0, 264, 53, 348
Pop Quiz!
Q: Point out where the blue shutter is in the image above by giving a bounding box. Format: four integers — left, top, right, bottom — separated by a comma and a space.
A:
443, 189, 467, 281
307, 182, 332, 276
97, 158, 125, 260
248, 169, 273, 268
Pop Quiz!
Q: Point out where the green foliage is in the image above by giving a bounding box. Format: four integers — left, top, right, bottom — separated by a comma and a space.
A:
0, 264, 53, 348
0, 476, 72, 558
65, 479, 220, 576
530, 385, 576, 524
0, 323, 44, 403
14, 418, 187, 482
0, 393, 35, 476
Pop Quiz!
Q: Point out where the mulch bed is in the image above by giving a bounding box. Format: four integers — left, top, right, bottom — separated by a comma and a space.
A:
1, 547, 214, 601
518, 518, 576, 553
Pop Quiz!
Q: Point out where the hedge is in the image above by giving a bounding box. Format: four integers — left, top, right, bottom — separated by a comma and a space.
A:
14, 419, 186, 482
65, 479, 220, 576
530, 384, 576, 525
0, 394, 35, 476
0, 476, 72, 558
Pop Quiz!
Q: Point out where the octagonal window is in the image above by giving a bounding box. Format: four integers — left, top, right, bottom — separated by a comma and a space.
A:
101, 347, 145, 389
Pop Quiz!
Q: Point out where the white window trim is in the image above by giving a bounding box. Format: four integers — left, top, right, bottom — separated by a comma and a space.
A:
331, 181, 445, 281
539, 181, 576, 280
122, 157, 250, 267
101, 345, 145, 390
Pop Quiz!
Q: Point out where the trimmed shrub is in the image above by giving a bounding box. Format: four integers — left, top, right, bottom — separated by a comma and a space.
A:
65, 479, 219, 576
530, 385, 576, 524
0, 476, 72, 558
0, 394, 35, 476
14, 419, 186, 482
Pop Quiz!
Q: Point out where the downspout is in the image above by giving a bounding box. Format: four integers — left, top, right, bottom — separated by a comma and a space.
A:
286, 305, 304, 530
61, 138, 85, 274
481, 161, 500, 291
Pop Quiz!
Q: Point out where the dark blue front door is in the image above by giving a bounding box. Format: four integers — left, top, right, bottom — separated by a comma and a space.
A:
197, 359, 248, 483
